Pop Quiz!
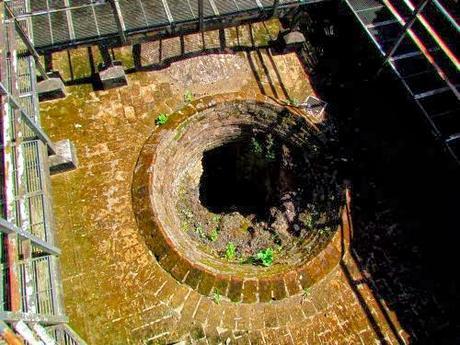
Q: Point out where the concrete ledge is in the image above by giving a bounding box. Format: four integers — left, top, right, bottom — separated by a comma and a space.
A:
98, 64, 128, 90
271, 30, 306, 53
49, 139, 78, 175
37, 78, 66, 102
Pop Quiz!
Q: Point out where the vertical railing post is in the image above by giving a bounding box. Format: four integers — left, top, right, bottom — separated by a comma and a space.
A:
110, 0, 127, 44
3, 2, 49, 80
198, 0, 204, 32
273, 0, 280, 16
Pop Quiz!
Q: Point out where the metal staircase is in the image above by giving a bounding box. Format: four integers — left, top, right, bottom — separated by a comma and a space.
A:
344, 0, 460, 163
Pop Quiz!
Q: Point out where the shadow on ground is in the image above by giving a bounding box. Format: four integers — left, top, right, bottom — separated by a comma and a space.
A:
303, 3, 460, 343
47, 8, 459, 343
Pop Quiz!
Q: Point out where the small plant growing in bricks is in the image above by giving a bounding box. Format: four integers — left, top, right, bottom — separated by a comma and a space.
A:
301, 287, 311, 304
250, 137, 263, 155
208, 227, 219, 242
299, 211, 314, 230
155, 113, 169, 126
255, 248, 274, 267
184, 90, 193, 103
265, 134, 276, 161
318, 226, 331, 236
211, 289, 222, 304
195, 224, 206, 239
225, 242, 236, 260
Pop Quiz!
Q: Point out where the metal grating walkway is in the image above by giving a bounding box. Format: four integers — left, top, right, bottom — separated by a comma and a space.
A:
17, 0, 317, 50
1, 2, 87, 342
344, 0, 460, 162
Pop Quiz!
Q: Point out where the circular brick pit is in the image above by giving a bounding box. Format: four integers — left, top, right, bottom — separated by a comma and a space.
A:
132, 96, 348, 303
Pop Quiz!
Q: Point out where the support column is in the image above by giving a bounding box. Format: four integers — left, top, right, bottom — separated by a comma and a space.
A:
273, 0, 280, 17
110, 0, 127, 44
97, 42, 127, 90
198, 0, 204, 32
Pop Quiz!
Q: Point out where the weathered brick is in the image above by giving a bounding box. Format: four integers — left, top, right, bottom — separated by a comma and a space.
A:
213, 275, 230, 297
228, 277, 244, 303
241, 279, 258, 303
258, 279, 273, 302
271, 275, 288, 300
197, 272, 216, 296
284, 271, 302, 297
184, 267, 203, 289
170, 257, 191, 282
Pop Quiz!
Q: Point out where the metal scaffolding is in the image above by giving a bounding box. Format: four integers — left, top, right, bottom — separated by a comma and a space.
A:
344, 0, 460, 163
0, 1, 86, 343
11, 0, 314, 51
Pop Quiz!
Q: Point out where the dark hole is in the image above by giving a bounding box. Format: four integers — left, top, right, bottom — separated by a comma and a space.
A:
199, 134, 289, 218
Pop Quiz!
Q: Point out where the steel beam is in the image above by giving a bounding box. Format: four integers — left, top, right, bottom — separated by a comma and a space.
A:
3, 2, 48, 80
110, 0, 127, 44
0, 311, 68, 324
0, 218, 61, 256
382, 0, 431, 64
198, 0, 204, 32
0, 82, 56, 155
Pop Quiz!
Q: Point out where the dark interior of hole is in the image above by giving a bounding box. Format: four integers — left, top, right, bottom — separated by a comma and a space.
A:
200, 139, 275, 217
199, 134, 306, 218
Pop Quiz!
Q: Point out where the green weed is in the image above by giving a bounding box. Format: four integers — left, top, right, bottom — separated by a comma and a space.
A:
212, 289, 222, 304
225, 242, 236, 260
155, 113, 169, 125
255, 248, 274, 267
209, 227, 219, 242
184, 90, 193, 103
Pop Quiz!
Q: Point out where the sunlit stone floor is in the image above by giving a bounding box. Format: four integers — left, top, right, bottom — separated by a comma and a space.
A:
41, 21, 408, 345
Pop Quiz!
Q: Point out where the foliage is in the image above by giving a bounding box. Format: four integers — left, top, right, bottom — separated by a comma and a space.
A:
250, 138, 263, 155
195, 224, 206, 239
212, 289, 222, 304
299, 211, 314, 230
265, 134, 276, 161
318, 226, 331, 236
250, 135, 276, 161
184, 90, 193, 103
209, 227, 219, 242
182, 208, 194, 219
155, 113, 169, 125
255, 248, 274, 267
225, 242, 236, 260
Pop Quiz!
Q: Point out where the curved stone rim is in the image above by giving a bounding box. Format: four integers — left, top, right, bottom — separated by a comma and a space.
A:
131, 92, 351, 303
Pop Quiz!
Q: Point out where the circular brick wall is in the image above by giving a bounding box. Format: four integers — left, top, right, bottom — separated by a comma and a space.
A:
132, 94, 349, 303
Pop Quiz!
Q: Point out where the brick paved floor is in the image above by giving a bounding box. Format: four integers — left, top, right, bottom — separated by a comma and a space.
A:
40, 22, 441, 345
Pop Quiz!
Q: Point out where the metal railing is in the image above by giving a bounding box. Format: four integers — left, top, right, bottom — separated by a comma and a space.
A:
1, 2, 86, 344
